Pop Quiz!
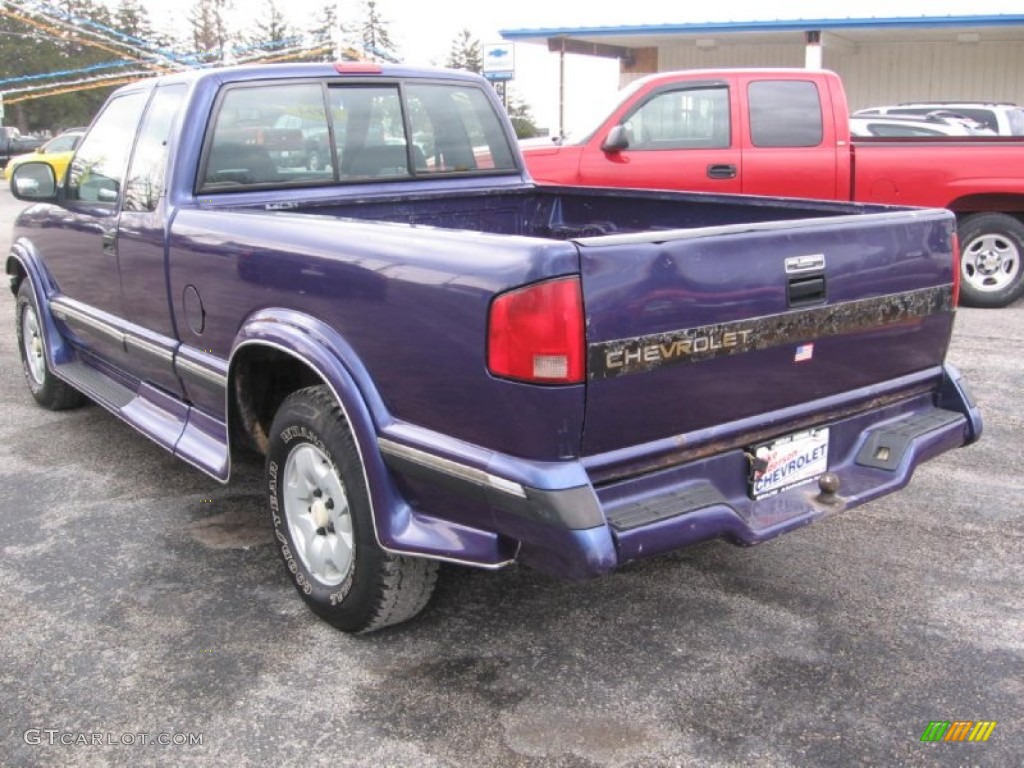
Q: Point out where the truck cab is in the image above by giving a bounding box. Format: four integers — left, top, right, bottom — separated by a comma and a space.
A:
524, 69, 851, 200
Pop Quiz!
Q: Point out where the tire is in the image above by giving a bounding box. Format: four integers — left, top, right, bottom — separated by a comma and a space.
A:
957, 213, 1024, 308
266, 384, 438, 632
14, 280, 85, 410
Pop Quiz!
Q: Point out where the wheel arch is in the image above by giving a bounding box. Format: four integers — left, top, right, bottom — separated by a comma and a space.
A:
227, 309, 413, 557
226, 309, 515, 568
6, 253, 26, 295
6, 241, 76, 367
946, 194, 1024, 218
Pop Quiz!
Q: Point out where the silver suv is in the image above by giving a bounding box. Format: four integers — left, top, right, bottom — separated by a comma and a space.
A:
854, 103, 1024, 136
850, 114, 991, 137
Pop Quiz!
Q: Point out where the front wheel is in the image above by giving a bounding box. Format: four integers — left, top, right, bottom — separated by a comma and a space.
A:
15, 280, 85, 410
957, 213, 1024, 308
266, 385, 438, 632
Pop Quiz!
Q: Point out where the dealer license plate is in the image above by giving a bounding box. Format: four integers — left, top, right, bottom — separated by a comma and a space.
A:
749, 428, 830, 499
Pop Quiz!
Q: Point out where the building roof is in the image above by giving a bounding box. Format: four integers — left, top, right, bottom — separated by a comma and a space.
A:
500, 15, 1024, 53
502, 14, 1024, 38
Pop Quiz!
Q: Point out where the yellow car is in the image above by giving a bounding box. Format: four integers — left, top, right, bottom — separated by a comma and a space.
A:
4, 129, 85, 183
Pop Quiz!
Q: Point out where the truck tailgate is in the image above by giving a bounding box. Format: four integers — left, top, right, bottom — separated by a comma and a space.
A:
579, 210, 957, 460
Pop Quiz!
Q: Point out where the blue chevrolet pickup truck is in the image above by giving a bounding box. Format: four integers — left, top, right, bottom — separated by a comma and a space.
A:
6, 62, 981, 632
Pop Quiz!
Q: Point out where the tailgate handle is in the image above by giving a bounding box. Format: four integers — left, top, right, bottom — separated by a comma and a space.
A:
706, 164, 737, 180
788, 276, 826, 307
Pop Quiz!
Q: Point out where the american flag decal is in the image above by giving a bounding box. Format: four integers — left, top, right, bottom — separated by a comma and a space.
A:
794, 343, 814, 362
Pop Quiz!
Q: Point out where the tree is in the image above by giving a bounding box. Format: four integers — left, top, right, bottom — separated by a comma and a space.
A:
360, 0, 398, 61
445, 29, 481, 74
309, 3, 348, 60
113, 0, 153, 41
189, 0, 233, 62
507, 92, 539, 139
0, 1, 129, 132
249, 0, 295, 52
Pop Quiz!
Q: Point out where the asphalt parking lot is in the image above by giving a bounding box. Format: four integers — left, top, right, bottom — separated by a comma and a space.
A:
0, 183, 1021, 768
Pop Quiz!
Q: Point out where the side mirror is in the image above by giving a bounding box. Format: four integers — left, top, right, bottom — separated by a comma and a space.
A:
10, 161, 57, 201
601, 125, 630, 153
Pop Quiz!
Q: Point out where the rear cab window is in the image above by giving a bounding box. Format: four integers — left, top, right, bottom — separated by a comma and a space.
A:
198, 78, 518, 193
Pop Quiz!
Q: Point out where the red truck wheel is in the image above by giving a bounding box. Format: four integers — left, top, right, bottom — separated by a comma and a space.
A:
266, 384, 438, 632
957, 213, 1024, 308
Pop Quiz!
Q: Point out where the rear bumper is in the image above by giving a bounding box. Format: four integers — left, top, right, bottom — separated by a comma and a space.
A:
378, 363, 980, 578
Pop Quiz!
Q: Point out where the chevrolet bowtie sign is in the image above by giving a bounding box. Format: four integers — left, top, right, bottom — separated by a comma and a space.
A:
483, 44, 514, 81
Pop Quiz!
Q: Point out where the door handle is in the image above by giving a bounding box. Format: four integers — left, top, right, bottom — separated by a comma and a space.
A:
707, 164, 737, 180
788, 276, 827, 307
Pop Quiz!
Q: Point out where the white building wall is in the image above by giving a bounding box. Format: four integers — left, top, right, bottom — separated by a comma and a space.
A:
641, 40, 1024, 110
825, 41, 1024, 110
621, 43, 805, 86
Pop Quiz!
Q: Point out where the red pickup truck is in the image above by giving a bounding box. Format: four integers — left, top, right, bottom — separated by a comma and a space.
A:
522, 69, 1024, 308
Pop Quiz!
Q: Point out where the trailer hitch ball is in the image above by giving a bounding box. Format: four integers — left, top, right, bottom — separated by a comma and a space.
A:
818, 472, 841, 496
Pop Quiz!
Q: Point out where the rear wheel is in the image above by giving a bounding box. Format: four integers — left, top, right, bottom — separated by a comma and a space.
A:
15, 280, 85, 410
266, 385, 438, 632
957, 213, 1024, 308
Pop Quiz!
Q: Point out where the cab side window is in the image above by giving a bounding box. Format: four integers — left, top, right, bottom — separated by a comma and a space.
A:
67, 92, 149, 204
748, 81, 823, 147
623, 87, 730, 150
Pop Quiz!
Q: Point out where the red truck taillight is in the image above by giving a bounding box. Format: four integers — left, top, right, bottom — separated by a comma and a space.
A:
487, 277, 585, 384
952, 232, 961, 307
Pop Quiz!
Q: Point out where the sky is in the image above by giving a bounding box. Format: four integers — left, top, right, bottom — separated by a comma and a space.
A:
139, 0, 1024, 133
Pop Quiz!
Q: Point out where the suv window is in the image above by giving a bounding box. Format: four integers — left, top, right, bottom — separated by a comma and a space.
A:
748, 80, 823, 148
622, 87, 730, 149
67, 91, 149, 204
1009, 109, 1024, 136
889, 106, 996, 132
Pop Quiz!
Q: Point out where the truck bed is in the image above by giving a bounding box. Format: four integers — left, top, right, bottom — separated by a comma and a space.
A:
178, 183, 958, 467
253, 185, 888, 240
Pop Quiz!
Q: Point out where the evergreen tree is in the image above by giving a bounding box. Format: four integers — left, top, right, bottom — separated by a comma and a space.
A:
113, 0, 153, 41
0, 1, 128, 132
250, 0, 294, 52
445, 29, 482, 74
360, 1, 398, 61
306, 4, 352, 61
189, 0, 233, 62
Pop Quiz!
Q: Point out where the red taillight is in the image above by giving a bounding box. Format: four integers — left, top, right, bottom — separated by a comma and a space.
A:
487, 277, 585, 384
952, 232, 961, 307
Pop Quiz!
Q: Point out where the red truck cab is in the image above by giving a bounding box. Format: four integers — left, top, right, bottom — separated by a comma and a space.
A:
526, 69, 852, 201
